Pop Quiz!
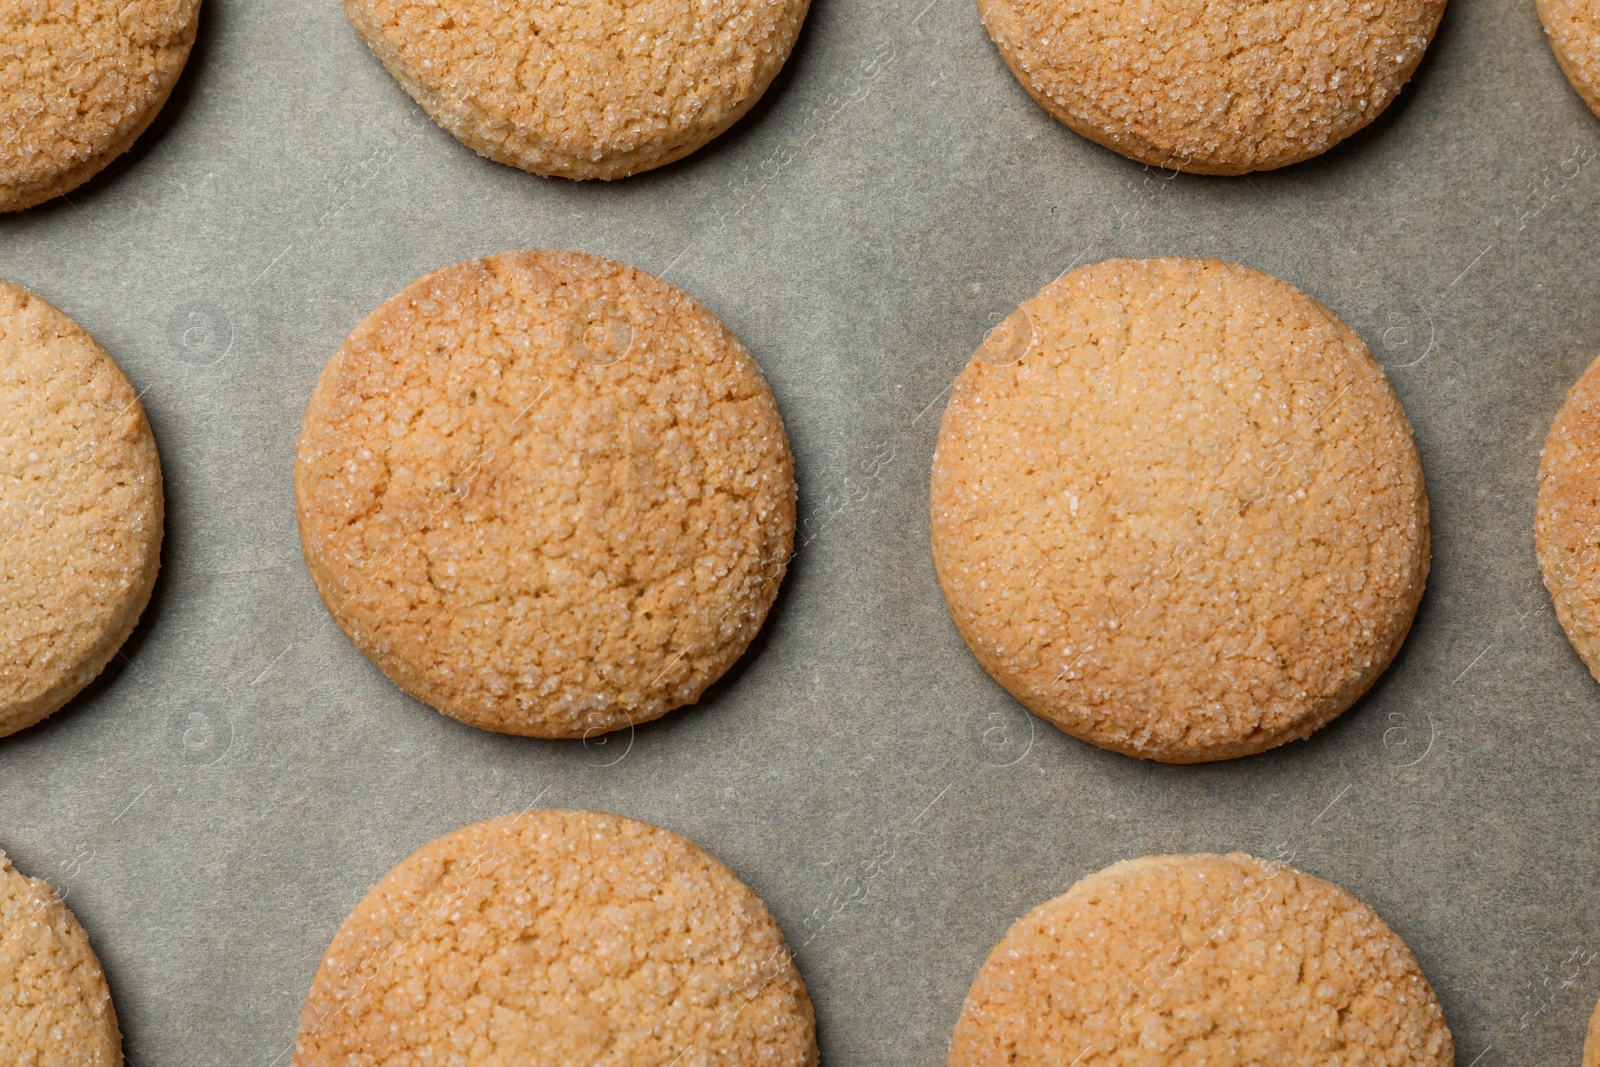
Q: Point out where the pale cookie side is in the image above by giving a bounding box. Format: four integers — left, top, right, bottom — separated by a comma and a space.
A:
0, 281, 163, 738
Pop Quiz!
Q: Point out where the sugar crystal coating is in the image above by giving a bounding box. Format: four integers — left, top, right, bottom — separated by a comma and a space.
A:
0, 280, 163, 738
0, 849, 122, 1066
295, 250, 796, 738
976, 0, 1446, 174
949, 853, 1453, 1066
293, 809, 817, 1067
0, 0, 199, 211
930, 257, 1429, 762
1536, 352, 1600, 682
1536, 0, 1600, 121
344, 0, 810, 179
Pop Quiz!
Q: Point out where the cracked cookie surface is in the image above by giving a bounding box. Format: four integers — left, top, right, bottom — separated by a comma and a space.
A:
293, 808, 817, 1067
0, 0, 199, 211
0, 849, 122, 1067
343, 0, 810, 179
976, 0, 1445, 173
949, 852, 1452, 1067
930, 257, 1428, 763
295, 250, 795, 738
0, 280, 163, 739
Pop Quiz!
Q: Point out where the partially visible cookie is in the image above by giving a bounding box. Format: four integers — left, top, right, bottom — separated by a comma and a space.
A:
295, 250, 795, 739
1537, 0, 1600, 118
1536, 354, 1600, 681
930, 257, 1430, 762
0, 0, 200, 212
0, 281, 163, 739
0, 849, 122, 1066
293, 809, 817, 1067
949, 852, 1453, 1066
1584, 993, 1600, 1067
342, 0, 810, 179
976, 0, 1445, 173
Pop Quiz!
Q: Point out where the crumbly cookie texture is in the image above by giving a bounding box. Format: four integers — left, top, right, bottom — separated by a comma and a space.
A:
295, 250, 795, 738
1536, 354, 1600, 681
0, 850, 123, 1067
0, 0, 199, 212
0, 281, 163, 739
1537, 0, 1600, 118
976, 0, 1445, 174
294, 809, 817, 1067
949, 852, 1453, 1067
930, 257, 1429, 763
343, 0, 810, 179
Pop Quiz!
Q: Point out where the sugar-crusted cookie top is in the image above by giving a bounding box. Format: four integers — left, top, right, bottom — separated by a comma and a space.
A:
1536, 0, 1600, 119
0, 0, 199, 211
977, 0, 1445, 173
1536, 353, 1600, 682
930, 258, 1429, 762
0, 850, 122, 1066
343, 0, 810, 178
294, 809, 817, 1067
295, 250, 795, 738
949, 852, 1453, 1066
0, 281, 163, 738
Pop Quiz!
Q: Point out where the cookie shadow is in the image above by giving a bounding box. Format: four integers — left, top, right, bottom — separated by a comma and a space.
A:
18, 0, 218, 219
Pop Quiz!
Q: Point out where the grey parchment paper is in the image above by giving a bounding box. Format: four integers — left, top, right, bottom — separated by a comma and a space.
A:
3, 0, 1600, 1062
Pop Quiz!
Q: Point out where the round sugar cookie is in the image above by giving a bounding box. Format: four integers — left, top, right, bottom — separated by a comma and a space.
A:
1537, 0, 1600, 119
1535, 353, 1600, 682
948, 853, 1453, 1066
930, 257, 1429, 763
0, 281, 163, 739
0, 850, 123, 1066
295, 250, 796, 739
293, 809, 817, 1067
977, 0, 1445, 174
342, 0, 810, 180
0, 0, 200, 212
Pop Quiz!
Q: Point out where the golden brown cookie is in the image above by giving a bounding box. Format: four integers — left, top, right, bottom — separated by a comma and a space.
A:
1535, 354, 1600, 681
949, 853, 1453, 1066
342, 0, 810, 180
0, 0, 200, 212
930, 257, 1429, 763
294, 809, 817, 1067
977, 0, 1446, 174
295, 250, 795, 739
0, 849, 123, 1066
1537, 0, 1600, 118
0, 281, 163, 739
